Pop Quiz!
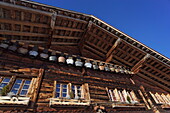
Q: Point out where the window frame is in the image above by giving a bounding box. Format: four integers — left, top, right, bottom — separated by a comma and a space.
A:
0, 76, 32, 96
54, 82, 83, 100
106, 87, 139, 104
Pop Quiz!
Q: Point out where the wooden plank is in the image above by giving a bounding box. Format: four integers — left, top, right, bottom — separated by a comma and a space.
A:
31, 68, 44, 108
53, 35, 81, 39
51, 42, 77, 46
0, 1, 52, 16
0, 18, 49, 28
106, 38, 121, 58
144, 63, 170, 80
112, 54, 134, 67
137, 73, 170, 92
0, 18, 84, 33
84, 45, 105, 58
78, 21, 92, 54
131, 54, 150, 74
0, 30, 49, 37
85, 41, 107, 54
53, 81, 56, 98
140, 69, 170, 86
54, 26, 84, 32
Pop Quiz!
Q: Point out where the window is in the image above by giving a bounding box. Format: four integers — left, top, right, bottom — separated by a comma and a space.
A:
0, 76, 31, 96
50, 82, 90, 106
107, 88, 139, 104
11, 79, 31, 96
55, 83, 82, 99
0, 77, 11, 90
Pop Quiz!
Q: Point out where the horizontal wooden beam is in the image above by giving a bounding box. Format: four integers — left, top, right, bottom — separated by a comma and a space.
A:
84, 45, 105, 58
53, 35, 81, 39
144, 63, 170, 80
112, 54, 134, 67
88, 31, 112, 47
54, 26, 84, 32
85, 41, 107, 53
141, 69, 170, 86
131, 54, 150, 74
0, 1, 52, 16
0, 18, 49, 28
0, 18, 84, 32
12, 40, 46, 44
0, 30, 48, 37
137, 73, 170, 92
51, 42, 77, 45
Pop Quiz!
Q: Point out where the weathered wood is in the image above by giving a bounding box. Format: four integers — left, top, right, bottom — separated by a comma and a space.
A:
31, 68, 44, 108
137, 73, 170, 92
106, 38, 121, 61
0, 30, 49, 37
131, 54, 150, 74
0, 1, 52, 16
78, 21, 93, 55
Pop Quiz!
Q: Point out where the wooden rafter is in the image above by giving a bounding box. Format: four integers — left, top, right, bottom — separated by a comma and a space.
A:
53, 35, 81, 39
0, 30, 48, 37
78, 21, 93, 55
137, 73, 170, 92
105, 38, 121, 63
140, 69, 170, 86
144, 63, 170, 80
0, 1, 52, 16
0, 18, 84, 32
46, 12, 57, 48
131, 54, 150, 74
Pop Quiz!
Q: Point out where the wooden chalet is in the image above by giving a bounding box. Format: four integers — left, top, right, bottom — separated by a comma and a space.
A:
0, 0, 170, 113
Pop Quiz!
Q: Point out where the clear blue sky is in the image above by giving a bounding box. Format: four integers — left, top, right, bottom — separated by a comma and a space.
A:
32, 0, 170, 58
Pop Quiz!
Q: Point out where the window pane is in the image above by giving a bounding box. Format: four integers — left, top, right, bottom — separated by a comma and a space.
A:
3, 78, 10, 82
56, 93, 60, 97
11, 79, 22, 95
63, 89, 67, 93
23, 85, 29, 89
13, 84, 20, 88
19, 80, 31, 96
20, 90, 28, 95
56, 88, 60, 92
63, 84, 67, 88
11, 89, 18, 95
15, 79, 22, 83
0, 78, 10, 89
62, 93, 67, 97
25, 80, 31, 84
0, 83, 8, 88
56, 84, 60, 87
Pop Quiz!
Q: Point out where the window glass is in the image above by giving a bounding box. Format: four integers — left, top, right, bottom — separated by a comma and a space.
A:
11, 79, 23, 95
55, 83, 82, 99
20, 80, 31, 96
0, 78, 10, 90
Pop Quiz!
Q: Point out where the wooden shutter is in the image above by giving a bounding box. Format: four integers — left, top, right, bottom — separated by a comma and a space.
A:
27, 78, 37, 97
83, 83, 90, 100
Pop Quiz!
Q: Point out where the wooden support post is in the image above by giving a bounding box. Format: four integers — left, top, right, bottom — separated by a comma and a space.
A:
78, 21, 93, 55
31, 68, 44, 109
46, 12, 57, 48
105, 38, 121, 63
131, 54, 150, 74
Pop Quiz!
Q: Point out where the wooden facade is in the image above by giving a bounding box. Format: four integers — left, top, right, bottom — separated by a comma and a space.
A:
0, 0, 170, 113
